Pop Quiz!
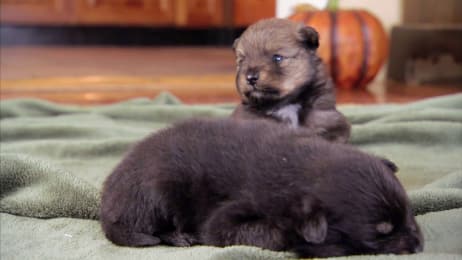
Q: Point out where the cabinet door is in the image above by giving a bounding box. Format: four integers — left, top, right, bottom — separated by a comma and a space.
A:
233, 0, 275, 26
74, 0, 174, 26
0, 0, 73, 24
174, 0, 225, 27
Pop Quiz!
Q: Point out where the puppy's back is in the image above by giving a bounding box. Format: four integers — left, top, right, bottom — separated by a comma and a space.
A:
100, 118, 313, 247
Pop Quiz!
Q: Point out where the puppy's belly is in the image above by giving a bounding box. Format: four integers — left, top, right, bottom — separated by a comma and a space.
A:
267, 104, 301, 128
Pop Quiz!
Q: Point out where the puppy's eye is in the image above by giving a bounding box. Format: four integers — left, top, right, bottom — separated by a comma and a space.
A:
272, 54, 284, 63
376, 222, 394, 235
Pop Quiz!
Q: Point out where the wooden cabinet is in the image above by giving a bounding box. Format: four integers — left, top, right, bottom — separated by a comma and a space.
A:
233, 0, 275, 27
0, 0, 275, 27
403, 0, 462, 25
174, 0, 226, 27
0, 0, 72, 24
74, 0, 175, 26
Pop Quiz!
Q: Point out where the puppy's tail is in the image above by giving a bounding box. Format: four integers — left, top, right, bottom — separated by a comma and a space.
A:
102, 222, 161, 247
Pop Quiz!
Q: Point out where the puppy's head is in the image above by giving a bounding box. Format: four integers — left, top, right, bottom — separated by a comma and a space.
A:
233, 18, 319, 106
294, 155, 424, 257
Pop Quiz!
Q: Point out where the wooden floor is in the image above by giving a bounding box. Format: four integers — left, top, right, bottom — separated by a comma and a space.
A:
1, 47, 461, 105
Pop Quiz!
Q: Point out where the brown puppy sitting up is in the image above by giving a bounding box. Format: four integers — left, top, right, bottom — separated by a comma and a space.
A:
232, 18, 350, 143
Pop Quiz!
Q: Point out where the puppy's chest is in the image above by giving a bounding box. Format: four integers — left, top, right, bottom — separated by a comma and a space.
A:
267, 104, 302, 128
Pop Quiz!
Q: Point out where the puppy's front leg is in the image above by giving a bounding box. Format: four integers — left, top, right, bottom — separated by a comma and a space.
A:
201, 200, 286, 251
303, 109, 351, 143
231, 104, 271, 121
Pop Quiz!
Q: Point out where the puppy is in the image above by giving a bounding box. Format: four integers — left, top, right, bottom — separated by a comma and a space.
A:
231, 18, 350, 143
100, 119, 423, 257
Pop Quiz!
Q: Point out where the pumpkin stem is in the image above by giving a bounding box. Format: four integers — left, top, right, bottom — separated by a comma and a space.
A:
326, 0, 339, 11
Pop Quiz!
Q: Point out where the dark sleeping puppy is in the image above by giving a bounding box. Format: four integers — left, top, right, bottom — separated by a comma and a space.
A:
231, 18, 350, 143
100, 119, 423, 257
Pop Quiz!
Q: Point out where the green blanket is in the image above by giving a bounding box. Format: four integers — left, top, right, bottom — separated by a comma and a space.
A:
1, 93, 461, 259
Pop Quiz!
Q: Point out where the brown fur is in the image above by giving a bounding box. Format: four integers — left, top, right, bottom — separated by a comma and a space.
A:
100, 118, 423, 257
231, 18, 350, 143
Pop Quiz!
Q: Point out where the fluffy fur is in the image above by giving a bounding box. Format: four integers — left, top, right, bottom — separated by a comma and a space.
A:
100, 118, 423, 257
231, 18, 350, 143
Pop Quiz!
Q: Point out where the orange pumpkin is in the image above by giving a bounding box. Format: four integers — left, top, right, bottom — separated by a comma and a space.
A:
289, 10, 388, 89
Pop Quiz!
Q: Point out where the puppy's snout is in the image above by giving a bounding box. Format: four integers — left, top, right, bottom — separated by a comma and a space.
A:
398, 232, 424, 255
246, 71, 259, 86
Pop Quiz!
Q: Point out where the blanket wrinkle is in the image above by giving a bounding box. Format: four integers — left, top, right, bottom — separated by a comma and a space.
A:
1, 93, 462, 259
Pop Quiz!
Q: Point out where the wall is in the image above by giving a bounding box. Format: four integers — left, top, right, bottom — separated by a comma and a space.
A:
276, 0, 402, 32
339, 0, 401, 31
276, 0, 402, 83
276, 0, 328, 18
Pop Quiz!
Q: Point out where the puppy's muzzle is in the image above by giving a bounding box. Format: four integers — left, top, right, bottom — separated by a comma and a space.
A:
246, 71, 259, 87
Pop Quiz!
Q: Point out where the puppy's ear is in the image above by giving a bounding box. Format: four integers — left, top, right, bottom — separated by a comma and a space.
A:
297, 25, 319, 50
298, 196, 327, 244
380, 158, 399, 173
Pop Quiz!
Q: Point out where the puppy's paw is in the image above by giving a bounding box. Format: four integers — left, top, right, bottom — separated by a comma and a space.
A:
160, 232, 199, 247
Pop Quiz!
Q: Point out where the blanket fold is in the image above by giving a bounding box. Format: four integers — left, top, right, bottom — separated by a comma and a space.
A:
0, 154, 99, 219
1, 93, 461, 259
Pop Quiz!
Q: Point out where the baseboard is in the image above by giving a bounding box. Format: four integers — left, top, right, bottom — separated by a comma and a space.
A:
0, 25, 245, 46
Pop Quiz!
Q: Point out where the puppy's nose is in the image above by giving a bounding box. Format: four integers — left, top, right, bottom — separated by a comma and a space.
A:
246, 72, 259, 86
